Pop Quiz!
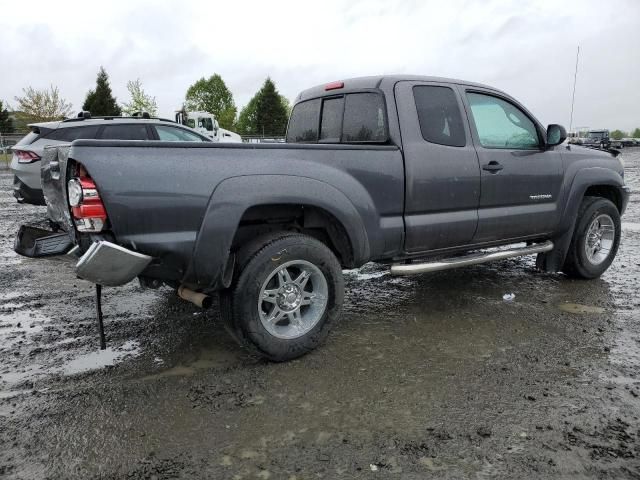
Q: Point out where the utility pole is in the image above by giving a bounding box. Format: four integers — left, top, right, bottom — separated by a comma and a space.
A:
569, 45, 580, 133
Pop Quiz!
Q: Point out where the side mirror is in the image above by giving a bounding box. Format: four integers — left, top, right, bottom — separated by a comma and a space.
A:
546, 124, 567, 147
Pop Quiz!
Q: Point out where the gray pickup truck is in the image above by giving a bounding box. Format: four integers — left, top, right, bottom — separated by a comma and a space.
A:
15, 75, 629, 361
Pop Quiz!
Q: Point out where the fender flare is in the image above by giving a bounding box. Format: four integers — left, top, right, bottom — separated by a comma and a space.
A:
539, 167, 625, 272
187, 174, 371, 289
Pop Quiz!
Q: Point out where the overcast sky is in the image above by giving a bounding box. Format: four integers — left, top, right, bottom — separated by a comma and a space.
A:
0, 0, 638, 131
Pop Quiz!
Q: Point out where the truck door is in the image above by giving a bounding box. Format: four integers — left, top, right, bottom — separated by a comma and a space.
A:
458, 88, 564, 243
394, 81, 481, 252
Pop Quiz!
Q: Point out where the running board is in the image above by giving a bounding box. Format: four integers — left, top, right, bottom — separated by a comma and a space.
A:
390, 241, 554, 276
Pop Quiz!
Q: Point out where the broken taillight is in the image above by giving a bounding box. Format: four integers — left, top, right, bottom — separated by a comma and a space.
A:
68, 170, 107, 232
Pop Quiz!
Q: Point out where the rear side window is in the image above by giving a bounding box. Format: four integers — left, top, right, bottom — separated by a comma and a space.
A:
155, 125, 206, 142
287, 92, 387, 144
286, 99, 321, 142
342, 93, 386, 142
413, 86, 466, 147
45, 125, 101, 141
15, 131, 40, 146
100, 124, 149, 140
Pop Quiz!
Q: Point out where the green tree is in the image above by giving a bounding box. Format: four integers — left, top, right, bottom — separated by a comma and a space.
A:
185, 74, 236, 129
236, 96, 258, 135
14, 85, 73, 122
236, 78, 289, 136
83, 67, 121, 116
121, 79, 158, 116
610, 129, 626, 140
0, 101, 14, 133
632, 128, 640, 138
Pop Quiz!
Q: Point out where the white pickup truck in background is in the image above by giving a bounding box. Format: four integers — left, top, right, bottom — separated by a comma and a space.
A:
175, 110, 242, 142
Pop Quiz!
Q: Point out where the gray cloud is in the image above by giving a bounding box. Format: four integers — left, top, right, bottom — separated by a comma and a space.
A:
0, 0, 638, 131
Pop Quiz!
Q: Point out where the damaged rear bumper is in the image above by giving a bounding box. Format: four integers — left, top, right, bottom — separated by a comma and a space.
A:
75, 241, 152, 286
14, 225, 74, 257
15, 225, 152, 287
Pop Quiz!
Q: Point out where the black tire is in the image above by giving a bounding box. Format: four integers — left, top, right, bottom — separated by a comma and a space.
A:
562, 196, 621, 279
220, 233, 344, 361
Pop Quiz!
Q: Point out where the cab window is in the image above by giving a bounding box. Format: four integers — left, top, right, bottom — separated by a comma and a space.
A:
198, 117, 214, 131
286, 99, 321, 142
287, 93, 387, 144
413, 86, 466, 147
466, 92, 539, 149
342, 93, 387, 143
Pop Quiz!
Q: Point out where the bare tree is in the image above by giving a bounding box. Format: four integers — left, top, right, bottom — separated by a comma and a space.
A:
14, 85, 73, 122
121, 79, 158, 116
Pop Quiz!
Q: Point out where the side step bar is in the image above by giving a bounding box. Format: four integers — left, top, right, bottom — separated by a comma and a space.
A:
390, 241, 554, 276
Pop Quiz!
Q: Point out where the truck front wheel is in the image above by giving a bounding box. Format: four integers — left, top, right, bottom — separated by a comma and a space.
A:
220, 233, 344, 361
562, 196, 621, 279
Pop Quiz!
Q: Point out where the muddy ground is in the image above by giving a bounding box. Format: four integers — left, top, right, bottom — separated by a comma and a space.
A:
1, 150, 639, 479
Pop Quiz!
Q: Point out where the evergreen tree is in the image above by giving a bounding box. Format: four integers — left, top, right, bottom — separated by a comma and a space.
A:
83, 67, 121, 116
255, 78, 289, 136
632, 128, 640, 138
236, 96, 258, 135
237, 78, 289, 136
185, 74, 236, 129
0, 101, 14, 133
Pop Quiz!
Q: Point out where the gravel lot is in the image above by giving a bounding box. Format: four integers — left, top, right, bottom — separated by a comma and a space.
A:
1, 149, 639, 479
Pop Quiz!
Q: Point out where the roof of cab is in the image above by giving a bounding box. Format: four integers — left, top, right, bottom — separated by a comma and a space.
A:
295, 75, 502, 103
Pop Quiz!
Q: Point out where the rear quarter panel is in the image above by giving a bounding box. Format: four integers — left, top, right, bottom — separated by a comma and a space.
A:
66, 141, 405, 286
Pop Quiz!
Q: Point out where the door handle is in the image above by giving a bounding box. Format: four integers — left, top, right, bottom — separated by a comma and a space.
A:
482, 161, 503, 173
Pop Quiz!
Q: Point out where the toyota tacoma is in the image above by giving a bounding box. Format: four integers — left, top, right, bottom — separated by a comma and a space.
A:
15, 75, 630, 361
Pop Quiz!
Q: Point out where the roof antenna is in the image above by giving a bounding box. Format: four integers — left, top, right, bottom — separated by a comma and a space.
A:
569, 45, 580, 133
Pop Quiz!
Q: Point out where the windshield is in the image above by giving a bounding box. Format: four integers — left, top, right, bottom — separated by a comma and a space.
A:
587, 131, 605, 139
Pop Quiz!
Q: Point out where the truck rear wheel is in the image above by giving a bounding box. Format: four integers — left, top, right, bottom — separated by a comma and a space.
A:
220, 233, 344, 361
562, 196, 621, 279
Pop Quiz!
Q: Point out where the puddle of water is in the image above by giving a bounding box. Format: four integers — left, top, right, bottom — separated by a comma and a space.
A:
558, 303, 605, 314
59, 340, 141, 375
344, 270, 389, 281
0, 389, 32, 400
0, 310, 50, 346
0, 310, 49, 328
142, 347, 242, 381
0, 291, 25, 302
622, 222, 640, 233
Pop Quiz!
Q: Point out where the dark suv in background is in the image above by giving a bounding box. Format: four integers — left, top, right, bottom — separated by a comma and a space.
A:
10, 114, 211, 204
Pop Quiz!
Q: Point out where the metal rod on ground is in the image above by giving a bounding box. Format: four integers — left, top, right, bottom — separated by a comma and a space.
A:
95, 284, 106, 350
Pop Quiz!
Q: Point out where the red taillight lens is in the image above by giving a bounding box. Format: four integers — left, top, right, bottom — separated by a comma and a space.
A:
324, 81, 344, 91
69, 174, 107, 232
14, 150, 41, 164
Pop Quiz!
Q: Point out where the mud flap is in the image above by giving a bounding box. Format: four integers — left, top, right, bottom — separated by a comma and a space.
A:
536, 230, 573, 272
14, 225, 73, 258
